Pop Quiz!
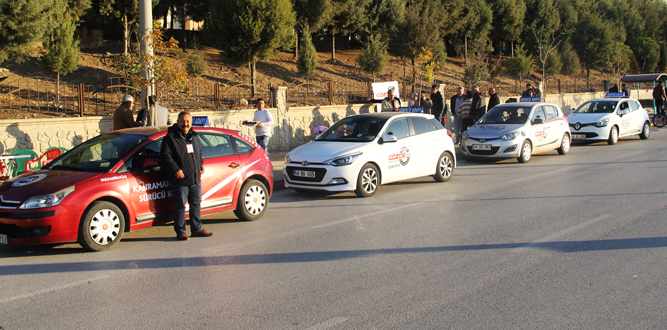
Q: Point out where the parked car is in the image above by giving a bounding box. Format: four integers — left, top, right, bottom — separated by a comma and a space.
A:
0, 126, 273, 251
284, 112, 456, 197
461, 101, 570, 163
567, 97, 650, 144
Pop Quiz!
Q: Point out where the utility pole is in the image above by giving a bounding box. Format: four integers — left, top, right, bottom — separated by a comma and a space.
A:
139, 0, 154, 122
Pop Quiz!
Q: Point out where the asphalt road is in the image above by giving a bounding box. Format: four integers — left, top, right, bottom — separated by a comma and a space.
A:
2, 128, 667, 329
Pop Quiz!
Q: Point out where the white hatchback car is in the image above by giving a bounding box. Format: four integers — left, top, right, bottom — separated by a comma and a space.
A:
283, 113, 456, 197
567, 98, 650, 144
461, 101, 571, 163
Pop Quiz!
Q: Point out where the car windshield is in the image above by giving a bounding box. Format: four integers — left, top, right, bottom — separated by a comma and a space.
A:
574, 100, 618, 114
316, 116, 388, 142
47, 133, 148, 172
478, 106, 531, 124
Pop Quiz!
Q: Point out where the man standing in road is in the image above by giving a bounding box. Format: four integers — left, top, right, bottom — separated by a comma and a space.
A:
450, 86, 465, 144
113, 94, 140, 130
430, 84, 444, 123
487, 87, 500, 111
253, 98, 274, 152
147, 96, 172, 126
420, 90, 432, 115
160, 111, 212, 241
381, 87, 403, 112
470, 85, 487, 122
654, 81, 666, 113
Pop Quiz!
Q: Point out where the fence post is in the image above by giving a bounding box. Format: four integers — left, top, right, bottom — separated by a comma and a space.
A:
575, 80, 577, 93
78, 84, 84, 116
558, 79, 561, 94
328, 81, 333, 105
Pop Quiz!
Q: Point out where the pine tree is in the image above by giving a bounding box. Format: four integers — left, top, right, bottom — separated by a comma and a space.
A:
357, 33, 387, 81
504, 45, 533, 80
186, 48, 207, 98
297, 28, 317, 76
571, 12, 614, 81
99, 0, 138, 55
489, 0, 526, 57
329, 0, 368, 62
43, 0, 79, 104
630, 37, 660, 73
292, 0, 332, 58
204, 0, 296, 96
0, 0, 53, 65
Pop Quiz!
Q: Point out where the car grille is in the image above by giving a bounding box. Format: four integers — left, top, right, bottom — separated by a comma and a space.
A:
285, 166, 327, 182
468, 137, 500, 142
0, 196, 21, 208
569, 123, 595, 129
466, 145, 501, 155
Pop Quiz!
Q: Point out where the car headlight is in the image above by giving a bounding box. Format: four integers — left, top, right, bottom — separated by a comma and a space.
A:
462, 131, 469, 140
594, 118, 610, 127
323, 153, 361, 166
285, 152, 291, 163
501, 132, 521, 140
20, 185, 75, 209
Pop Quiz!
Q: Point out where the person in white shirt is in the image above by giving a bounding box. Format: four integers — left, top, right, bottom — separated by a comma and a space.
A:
381, 87, 403, 112
253, 98, 274, 152
146, 96, 172, 126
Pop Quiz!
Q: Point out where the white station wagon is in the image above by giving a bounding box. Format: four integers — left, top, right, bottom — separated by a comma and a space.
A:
283, 113, 456, 197
567, 97, 650, 145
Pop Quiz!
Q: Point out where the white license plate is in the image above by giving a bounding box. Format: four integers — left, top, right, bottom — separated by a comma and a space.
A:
472, 144, 492, 150
294, 170, 316, 178
0, 234, 7, 244
572, 134, 586, 139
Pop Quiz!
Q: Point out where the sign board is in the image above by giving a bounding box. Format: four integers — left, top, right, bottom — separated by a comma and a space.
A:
372, 81, 400, 100
605, 92, 626, 98
192, 116, 210, 127
398, 106, 424, 113
519, 96, 541, 102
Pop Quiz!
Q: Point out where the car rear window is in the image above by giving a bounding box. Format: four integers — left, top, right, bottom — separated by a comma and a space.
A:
410, 117, 432, 135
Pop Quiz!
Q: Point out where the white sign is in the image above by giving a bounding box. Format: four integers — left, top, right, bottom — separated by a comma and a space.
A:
372, 81, 400, 100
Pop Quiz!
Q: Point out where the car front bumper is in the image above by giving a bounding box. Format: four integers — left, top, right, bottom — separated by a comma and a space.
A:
283, 163, 358, 192
460, 138, 522, 158
0, 206, 79, 245
569, 126, 609, 141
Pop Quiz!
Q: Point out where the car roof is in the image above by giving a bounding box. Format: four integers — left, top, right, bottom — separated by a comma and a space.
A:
346, 112, 434, 119
109, 126, 240, 137
586, 98, 635, 102
494, 102, 559, 108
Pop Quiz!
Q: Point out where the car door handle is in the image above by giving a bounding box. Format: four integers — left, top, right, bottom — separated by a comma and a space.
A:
229, 163, 240, 168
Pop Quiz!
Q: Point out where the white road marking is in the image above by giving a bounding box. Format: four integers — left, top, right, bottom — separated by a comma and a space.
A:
304, 317, 348, 330
516, 214, 612, 251
0, 274, 110, 304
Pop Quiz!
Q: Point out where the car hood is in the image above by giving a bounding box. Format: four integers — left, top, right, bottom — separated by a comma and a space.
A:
0, 170, 100, 202
288, 141, 368, 162
467, 124, 526, 138
567, 113, 611, 123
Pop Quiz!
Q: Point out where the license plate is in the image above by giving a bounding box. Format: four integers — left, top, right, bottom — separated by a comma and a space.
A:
472, 144, 491, 150
294, 170, 316, 178
0, 234, 7, 244
572, 134, 586, 139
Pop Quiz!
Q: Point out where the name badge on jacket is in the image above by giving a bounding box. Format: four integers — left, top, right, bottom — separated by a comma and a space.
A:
187, 144, 194, 153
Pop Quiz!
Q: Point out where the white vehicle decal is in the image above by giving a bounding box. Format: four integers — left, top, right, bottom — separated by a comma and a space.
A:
201, 159, 260, 201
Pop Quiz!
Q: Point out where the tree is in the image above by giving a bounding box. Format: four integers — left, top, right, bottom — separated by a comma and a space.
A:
489, 0, 526, 57
459, 0, 492, 65
504, 44, 533, 81
570, 12, 614, 84
545, 50, 561, 76
292, 0, 332, 58
357, 33, 387, 81
0, 0, 53, 65
559, 42, 581, 75
462, 36, 493, 86
42, 0, 79, 104
607, 41, 632, 86
328, 0, 368, 62
630, 37, 660, 73
204, 0, 296, 96
99, 0, 138, 55
186, 48, 207, 98
361, 0, 404, 40
533, 27, 563, 96
296, 27, 317, 76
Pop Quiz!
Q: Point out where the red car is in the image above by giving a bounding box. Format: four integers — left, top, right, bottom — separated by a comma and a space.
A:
0, 127, 273, 251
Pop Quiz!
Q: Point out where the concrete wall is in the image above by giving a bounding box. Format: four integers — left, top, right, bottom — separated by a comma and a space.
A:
0, 89, 655, 156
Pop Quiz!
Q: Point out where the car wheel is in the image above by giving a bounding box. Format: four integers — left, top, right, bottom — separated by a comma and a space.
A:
354, 163, 379, 197
640, 121, 650, 139
517, 140, 532, 163
557, 133, 570, 155
434, 151, 454, 182
607, 126, 618, 145
234, 179, 268, 221
78, 201, 125, 252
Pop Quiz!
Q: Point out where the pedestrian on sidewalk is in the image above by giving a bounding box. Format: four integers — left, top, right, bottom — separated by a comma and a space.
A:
254, 98, 274, 152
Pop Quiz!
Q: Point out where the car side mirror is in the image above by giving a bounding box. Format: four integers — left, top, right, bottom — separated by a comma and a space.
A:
143, 157, 161, 173
382, 135, 398, 143
619, 109, 628, 116
532, 118, 543, 125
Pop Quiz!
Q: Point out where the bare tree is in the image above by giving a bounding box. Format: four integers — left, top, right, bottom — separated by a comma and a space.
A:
533, 27, 564, 96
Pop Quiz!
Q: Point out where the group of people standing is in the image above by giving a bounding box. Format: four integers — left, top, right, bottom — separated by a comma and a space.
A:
112, 94, 172, 131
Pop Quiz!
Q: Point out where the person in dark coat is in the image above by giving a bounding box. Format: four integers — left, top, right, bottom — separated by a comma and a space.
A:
609, 83, 619, 93
160, 111, 213, 241
420, 90, 433, 114
430, 84, 445, 123
450, 86, 465, 144
622, 83, 631, 98
487, 87, 500, 111
470, 85, 487, 121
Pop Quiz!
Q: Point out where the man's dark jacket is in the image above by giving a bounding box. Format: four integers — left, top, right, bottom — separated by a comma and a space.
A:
160, 124, 204, 186
487, 93, 500, 111
431, 91, 445, 119
471, 92, 486, 120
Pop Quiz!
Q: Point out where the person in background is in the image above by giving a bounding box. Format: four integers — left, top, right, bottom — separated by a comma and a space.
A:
381, 87, 403, 112
654, 81, 666, 114
420, 90, 432, 114
147, 96, 172, 126
113, 94, 140, 130
431, 84, 445, 123
136, 99, 148, 127
253, 98, 274, 152
450, 86, 466, 144
457, 91, 474, 133
609, 83, 619, 93
622, 83, 631, 98
408, 92, 420, 107
487, 87, 500, 111
506, 98, 518, 103
470, 85, 487, 122
160, 111, 212, 241
522, 83, 542, 98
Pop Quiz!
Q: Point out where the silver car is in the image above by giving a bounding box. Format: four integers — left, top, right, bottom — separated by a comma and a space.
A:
461, 102, 571, 163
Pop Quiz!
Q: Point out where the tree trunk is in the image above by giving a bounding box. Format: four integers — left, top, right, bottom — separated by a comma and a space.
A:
123, 14, 128, 55
511, 41, 514, 58
251, 58, 256, 97
295, 32, 299, 59
180, 2, 187, 51
331, 33, 336, 62
464, 36, 468, 66
56, 73, 60, 105
587, 67, 591, 90
411, 58, 416, 93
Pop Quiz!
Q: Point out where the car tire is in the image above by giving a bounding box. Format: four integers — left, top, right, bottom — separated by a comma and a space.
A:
640, 121, 650, 139
78, 201, 125, 252
434, 151, 454, 182
557, 133, 570, 155
607, 126, 618, 145
517, 140, 532, 163
354, 163, 379, 197
234, 179, 268, 221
